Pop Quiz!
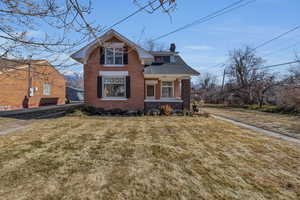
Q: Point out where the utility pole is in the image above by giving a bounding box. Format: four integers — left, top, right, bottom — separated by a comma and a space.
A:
221, 67, 226, 92
27, 55, 32, 97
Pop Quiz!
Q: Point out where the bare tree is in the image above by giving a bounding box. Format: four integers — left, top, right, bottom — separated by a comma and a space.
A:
142, 39, 167, 51
226, 46, 265, 104
192, 73, 220, 103
197, 73, 217, 90
252, 72, 276, 107
0, 0, 177, 73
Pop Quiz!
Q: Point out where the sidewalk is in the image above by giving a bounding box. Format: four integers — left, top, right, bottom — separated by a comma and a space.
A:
0, 103, 83, 117
211, 114, 300, 145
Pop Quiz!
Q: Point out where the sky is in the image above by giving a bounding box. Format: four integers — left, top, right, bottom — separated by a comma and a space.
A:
66, 0, 300, 81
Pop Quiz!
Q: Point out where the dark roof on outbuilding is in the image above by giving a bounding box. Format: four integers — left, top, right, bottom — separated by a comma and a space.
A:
144, 55, 200, 76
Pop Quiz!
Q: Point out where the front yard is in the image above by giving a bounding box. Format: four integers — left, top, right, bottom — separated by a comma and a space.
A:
0, 115, 299, 199
202, 105, 300, 139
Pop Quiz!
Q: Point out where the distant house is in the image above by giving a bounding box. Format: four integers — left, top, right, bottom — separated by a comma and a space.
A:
0, 59, 66, 111
66, 86, 84, 102
71, 29, 199, 111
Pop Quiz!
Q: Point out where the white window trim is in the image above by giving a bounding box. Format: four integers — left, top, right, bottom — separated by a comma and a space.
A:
161, 80, 175, 99
101, 97, 128, 101
43, 83, 51, 96
103, 64, 125, 67
104, 47, 124, 66
102, 76, 127, 99
144, 99, 183, 103
99, 71, 128, 76
146, 84, 156, 99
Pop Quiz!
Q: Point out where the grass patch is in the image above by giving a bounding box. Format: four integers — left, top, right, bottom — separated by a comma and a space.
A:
205, 104, 300, 115
202, 106, 300, 139
0, 116, 299, 199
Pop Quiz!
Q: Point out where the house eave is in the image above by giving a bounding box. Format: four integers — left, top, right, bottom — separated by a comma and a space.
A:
143, 74, 192, 79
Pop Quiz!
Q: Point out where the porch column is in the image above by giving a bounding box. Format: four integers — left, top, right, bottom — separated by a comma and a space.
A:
174, 79, 181, 98
155, 80, 161, 99
181, 79, 191, 110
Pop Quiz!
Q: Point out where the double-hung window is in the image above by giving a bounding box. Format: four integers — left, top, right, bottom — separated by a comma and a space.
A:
146, 84, 155, 99
103, 77, 126, 98
43, 83, 51, 96
161, 81, 174, 98
105, 47, 123, 65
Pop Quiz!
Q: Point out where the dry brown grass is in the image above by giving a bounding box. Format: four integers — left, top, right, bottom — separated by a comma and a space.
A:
0, 115, 300, 200
202, 106, 300, 139
0, 117, 18, 130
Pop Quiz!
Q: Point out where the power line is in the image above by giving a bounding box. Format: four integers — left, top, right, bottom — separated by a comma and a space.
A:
259, 60, 300, 70
261, 40, 300, 58
209, 24, 300, 71
70, 0, 168, 55
252, 25, 300, 51
213, 60, 300, 79
100, 0, 159, 34
152, 0, 256, 41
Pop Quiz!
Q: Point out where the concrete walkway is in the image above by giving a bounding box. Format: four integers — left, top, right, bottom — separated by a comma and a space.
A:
0, 103, 83, 117
0, 111, 66, 136
212, 114, 300, 145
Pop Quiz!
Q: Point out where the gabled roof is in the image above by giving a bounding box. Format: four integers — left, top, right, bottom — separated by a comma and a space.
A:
0, 58, 64, 78
71, 29, 153, 64
144, 55, 200, 76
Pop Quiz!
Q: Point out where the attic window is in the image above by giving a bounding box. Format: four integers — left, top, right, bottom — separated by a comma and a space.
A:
105, 47, 123, 65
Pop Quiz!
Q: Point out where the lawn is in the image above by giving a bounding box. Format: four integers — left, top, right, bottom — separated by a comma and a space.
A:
202, 106, 300, 139
0, 117, 17, 127
0, 115, 299, 199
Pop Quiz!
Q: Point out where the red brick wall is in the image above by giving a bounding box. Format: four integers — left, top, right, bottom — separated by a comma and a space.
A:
0, 64, 65, 111
181, 79, 191, 110
84, 37, 145, 110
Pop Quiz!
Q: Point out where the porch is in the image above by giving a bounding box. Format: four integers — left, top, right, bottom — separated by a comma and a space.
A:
144, 75, 191, 111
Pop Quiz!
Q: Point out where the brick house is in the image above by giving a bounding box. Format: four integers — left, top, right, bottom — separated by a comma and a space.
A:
0, 59, 65, 111
71, 29, 199, 112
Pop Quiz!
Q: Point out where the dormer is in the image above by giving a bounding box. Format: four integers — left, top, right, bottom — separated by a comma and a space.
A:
150, 51, 177, 65
150, 43, 178, 65
71, 29, 154, 65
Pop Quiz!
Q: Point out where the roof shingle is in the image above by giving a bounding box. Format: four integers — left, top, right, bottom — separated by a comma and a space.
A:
144, 55, 200, 75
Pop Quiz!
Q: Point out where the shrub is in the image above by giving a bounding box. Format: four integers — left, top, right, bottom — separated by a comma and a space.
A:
81, 106, 98, 115
192, 103, 199, 112
147, 109, 161, 116
137, 110, 144, 116
160, 105, 173, 116
106, 108, 125, 115
183, 109, 192, 116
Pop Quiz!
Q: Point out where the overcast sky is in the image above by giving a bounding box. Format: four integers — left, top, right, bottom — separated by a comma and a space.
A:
66, 0, 300, 81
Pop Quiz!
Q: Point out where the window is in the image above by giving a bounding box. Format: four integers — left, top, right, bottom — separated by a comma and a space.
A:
105, 47, 123, 65
146, 85, 155, 98
154, 56, 170, 63
161, 81, 173, 98
43, 83, 51, 96
103, 77, 126, 98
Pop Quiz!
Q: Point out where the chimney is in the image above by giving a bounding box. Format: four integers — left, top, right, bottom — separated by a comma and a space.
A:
170, 43, 176, 52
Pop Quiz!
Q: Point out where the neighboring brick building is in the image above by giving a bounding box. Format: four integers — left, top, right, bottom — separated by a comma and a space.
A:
71, 29, 199, 112
0, 59, 65, 111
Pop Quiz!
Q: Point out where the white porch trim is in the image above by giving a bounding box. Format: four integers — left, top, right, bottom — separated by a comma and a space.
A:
144, 74, 191, 79
144, 99, 183, 103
